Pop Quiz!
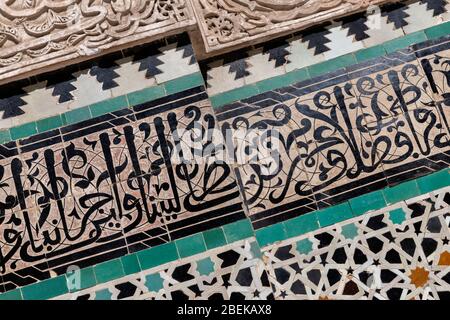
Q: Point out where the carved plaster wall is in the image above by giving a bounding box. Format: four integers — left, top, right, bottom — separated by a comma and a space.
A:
0, 0, 397, 84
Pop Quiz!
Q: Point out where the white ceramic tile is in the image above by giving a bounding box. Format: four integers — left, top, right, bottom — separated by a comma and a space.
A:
403, 1, 445, 34
245, 48, 285, 85
70, 69, 113, 109
207, 59, 246, 96
363, 12, 405, 48
111, 56, 157, 97
19, 81, 68, 124
286, 36, 326, 72
155, 42, 199, 84
323, 22, 364, 60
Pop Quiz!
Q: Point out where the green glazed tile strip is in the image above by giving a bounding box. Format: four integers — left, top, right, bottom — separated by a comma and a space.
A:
175, 233, 207, 258
222, 219, 254, 243
121, 254, 141, 276
0, 130, 11, 145
21, 275, 68, 300
10, 122, 37, 141
64, 106, 93, 125
383, 31, 427, 53
137, 242, 179, 271
255, 223, 288, 247
89, 95, 128, 117
355, 45, 387, 63
425, 21, 450, 40
284, 212, 319, 239
349, 190, 387, 217
211, 85, 260, 109
255, 68, 311, 93
308, 53, 356, 78
93, 258, 125, 284
203, 227, 227, 250
384, 180, 420, 204
315, 202, 354, 228
0, 72, 204, 145
164, 72, 204, 95
36, 115, 64, 133
70, 267, 97, 292
127, 85, 166, 106
209, 21, 450, 108
0, 288, 22, 300
417, 169, 450, 194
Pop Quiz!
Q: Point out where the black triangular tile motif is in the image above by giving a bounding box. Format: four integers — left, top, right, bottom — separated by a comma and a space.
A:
0, 81, 29, 119
381, 2, 410, 29
89, 54, 122, 90
299, 23, 333, 55
259, 38, 291, 68
42, 66, 79, 103
420, 0, 448, 16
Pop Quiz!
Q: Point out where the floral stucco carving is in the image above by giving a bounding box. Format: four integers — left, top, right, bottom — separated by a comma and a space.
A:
191, 0, 397, 53
0, 0, 196, 84
0, 0, 398, 83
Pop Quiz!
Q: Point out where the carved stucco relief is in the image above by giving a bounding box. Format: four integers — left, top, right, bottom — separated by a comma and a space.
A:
0, 0, 398, 83
191, 0, 397, 53
0, 0, 196, 84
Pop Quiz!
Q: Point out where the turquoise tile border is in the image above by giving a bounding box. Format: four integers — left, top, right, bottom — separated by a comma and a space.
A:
0, 72, 204, 145
425, 21, 450, 40
176, 233, 207, 258
355, 45, 387, 63
10, 122, 37, 140
93, 258, 125, 284
203, 227, 227, 250
223, 219, 254, 243
0, 289, 22, 300
255, 223, 287, 247
64, 106, 92, 125
71, 267, 97, 292
308, 53, 357, 78
21, 275, 68, 300
0, 130, 11, 144
127, 85, 166, 106
164, 72, 204, 95
89, 95, 128, 117
121, 254, 141, 275
211, 85, 260, 109
349, 190, 387, 217
316, 202, 354, 228
383, 31, 427, 53
210, 21, 450, 108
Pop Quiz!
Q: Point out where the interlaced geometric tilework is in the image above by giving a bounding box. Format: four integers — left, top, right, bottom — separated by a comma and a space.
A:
49, 186, 450, 300
54, 239, 274, 300
263, 187, 450, 300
